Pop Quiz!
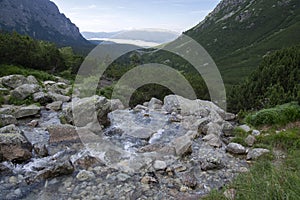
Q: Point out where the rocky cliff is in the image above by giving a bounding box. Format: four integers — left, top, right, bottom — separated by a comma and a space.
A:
0, 0, 89, 47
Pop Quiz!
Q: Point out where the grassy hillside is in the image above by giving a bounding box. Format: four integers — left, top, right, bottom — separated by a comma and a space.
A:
185, 0, 300, 84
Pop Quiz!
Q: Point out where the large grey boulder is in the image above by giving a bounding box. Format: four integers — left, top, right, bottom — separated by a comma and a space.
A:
148, 97, 163, 110
10, 84, 40, 100
0, 114, 17, 127
48, 92, 70, 102
0, 124, 32, 162
46, 101, 63, 111
203, 133, 222, 148
1, 75, 29, 89
47, 124, 79, 144
171, 135, 192, 157
33, 92, 53, 105
14, 105, 41, 119
226, 143, 246, 154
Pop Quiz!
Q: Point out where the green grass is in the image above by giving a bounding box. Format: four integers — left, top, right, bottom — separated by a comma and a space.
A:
0, 64, 57, 81
245, 102, 300, 126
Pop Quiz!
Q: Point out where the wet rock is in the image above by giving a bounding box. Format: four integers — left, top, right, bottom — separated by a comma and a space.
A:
47, 124, 79, 144
126, 128, 155, 140
239, 125, 251, 132
14, 105, 40, 119
48, 92, 70, 102
201, 157, 224, 171
73, 154, 104, 170
46, 101, 63, 111
172, 135, 192, 157
181, 172, 197, 188
33, 92, 53, 105
226, 143, 246, 154
0, 163, 12, 175
137, 143, 164, 153
153, 160, 167, 171
76, 170, 95, 181
247, 148, 270, 160
224, 188, 236, 200
148, 97, 163, 110
0, 124, 32, 162
244, 135, 256, 147
33, 144, 49, 158
11, 84, 40, 100
1, 75, 29, 89
203, 134, 222, 148
0, 114, 17, 127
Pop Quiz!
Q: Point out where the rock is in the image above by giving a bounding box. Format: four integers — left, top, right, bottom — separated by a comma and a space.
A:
33, 151, 74, 180
109, 99, 125, 111
0, 114, 17, 127
33, 144, 49, 158
153, 160, 167, 171
43, 80, 56, 86
141, 174, 158, 184
148, 98, 163, 110
48, 92, 70, 102
27, 75, 38, 84
8, 176, 18, 184
224, 189, 236, 200
0, 163, 12, 175
1, 75, 29, 89
0, 124, 32, 162
127, 128, 155, 140
46, 101, 63, 111
222, 122, 234, 136
27, 120, 39, 127
203, 134, 222, 148
117, 173, 131, 182
181, 172, 197, 188
247, 148, 270, 160
205, 122, 223, 136
244, 135, 256, 147
201, 157, 224, 171
226, 143, 246, 154
11, 84, 40, 100
47, 124, 79, 144
76, 170, 95, 181
172, 135, 192, 157
239, 125, 251, 132
14, 105, 40, 119
33, 92, 53, 105
133, 105, 149, 112
252, 130, 261, 136
73, 154, 104, 170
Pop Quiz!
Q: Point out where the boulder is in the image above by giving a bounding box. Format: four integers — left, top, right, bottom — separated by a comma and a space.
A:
172, 135, 192, 157
247, 148, 270, 160
252, 130, 261, 136
205, 122, 223, 137
1, 75, 29, 89
226, 143, 246, 154
148, 97, 163, 110
47, 124, 79, 144
244, 135, 256, 147
126, 128, 155, 140
46, 101, 63, 111
48, 92, 70, 102
33, 92, 53, 105
11, 84, 40, 100
14, 105, 40, 119
203, 134, 222, 148
153, 160, 167, 171
239, 125, 251, 132
26, 75, 38, 84
0, 124, 32, 162
201, 157, 224, 171
33, 144, 49, 158
222, 122, 234, 136
109, 99, 125, 111
0, 114, 17, 127
73, 154, 104, 170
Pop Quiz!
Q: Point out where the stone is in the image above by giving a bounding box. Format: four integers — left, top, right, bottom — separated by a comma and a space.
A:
141, 175, 158, 184
247, 148, 270, 160
252, 130, 261, 136
47, 124, 79, 144
76, 170, 95, 181
33, 92, 53, 105
226, 143, 246, 154
244, 135, 256, 147
203, 134, 222, 148
239, 125, 251, 132
27, 75, 38, 84
222, 121, 234, 136
126, 128, 155, 140
11, 84, 40, 100
109, 99, 125, 111
48, 92, 70, 102
148, 97, 163, 110
223, 189, 236, 200
201, 157, 224, 171
181, 172, 197, 188
153, 160, 167, 171
1, 75, 29, 89
133, 105, 149, 112
73, 154, 104, 170
9, 176, 18, 184
33, 144, 49, 158
172, 135, 192, 157
27, 120, 39, 127
14, 105, 40, 119
46, 101, 63, 111
117, 173, 131, 182
205, 122, 223, 136
0, 114, 17, 127
0, 124, 32, 162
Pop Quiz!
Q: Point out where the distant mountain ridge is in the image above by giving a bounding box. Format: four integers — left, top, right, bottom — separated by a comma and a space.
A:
185, 0, 300, 84
0, 0, 90, 47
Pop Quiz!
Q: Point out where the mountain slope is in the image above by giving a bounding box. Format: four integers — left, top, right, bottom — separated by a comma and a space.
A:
0, 0, 90, 48
185, 0, 300, 84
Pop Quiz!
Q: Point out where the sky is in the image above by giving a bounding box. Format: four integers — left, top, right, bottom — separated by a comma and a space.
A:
51, 0, 220, 33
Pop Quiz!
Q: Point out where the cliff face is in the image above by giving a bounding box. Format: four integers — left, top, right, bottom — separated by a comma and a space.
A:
0, 0, 89, 46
